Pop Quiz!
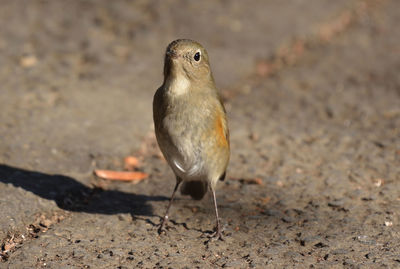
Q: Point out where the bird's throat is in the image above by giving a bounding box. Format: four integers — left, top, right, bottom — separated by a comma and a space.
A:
165, 75, 190, 96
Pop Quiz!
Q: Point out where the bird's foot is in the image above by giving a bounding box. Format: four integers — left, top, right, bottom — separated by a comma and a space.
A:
204, 224, 224, 241
208, 231, 223, 241
157, 216, 169, 235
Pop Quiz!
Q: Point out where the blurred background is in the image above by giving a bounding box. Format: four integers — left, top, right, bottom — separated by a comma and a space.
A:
0, 0, 358, 173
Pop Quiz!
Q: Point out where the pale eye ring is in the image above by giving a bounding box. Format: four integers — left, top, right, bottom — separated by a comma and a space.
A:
194, 51, 201, 61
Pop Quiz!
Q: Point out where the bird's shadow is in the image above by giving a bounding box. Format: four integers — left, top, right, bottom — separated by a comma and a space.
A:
0, 164, 168, 218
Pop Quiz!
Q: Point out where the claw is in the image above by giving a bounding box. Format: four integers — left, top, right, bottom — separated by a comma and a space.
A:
158, 225, 166, 235
208, 225, 224, 241
158, 216, 168, 235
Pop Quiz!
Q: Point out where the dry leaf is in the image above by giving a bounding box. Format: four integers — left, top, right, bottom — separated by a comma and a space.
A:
374, 178, 384, 187
94, 169, 148, 182
20, 55, 38, 67
384, 221, 393, 227
124, 156, 140, 171
239, 177, 263, 185
3, 241, 15, 252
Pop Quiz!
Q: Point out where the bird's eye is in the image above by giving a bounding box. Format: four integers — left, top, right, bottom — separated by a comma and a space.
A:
194, 51, 201, 62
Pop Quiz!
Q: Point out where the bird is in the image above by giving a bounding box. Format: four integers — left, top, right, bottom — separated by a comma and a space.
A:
153, 39, 230, 239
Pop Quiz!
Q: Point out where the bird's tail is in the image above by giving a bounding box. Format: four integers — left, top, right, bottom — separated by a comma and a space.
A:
180, 180, 208, 200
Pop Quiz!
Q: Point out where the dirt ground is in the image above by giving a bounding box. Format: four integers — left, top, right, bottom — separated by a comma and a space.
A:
0, 0, 399, 268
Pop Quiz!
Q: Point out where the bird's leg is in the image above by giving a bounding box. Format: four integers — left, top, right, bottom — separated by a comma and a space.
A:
158, 178, 182, 234
209, 187, 223, 240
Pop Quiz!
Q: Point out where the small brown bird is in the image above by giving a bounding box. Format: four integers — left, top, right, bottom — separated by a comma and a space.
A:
153, 39, 230, 239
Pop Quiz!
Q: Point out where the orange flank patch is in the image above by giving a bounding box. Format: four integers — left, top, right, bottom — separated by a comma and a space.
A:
215, 113, 229, 147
